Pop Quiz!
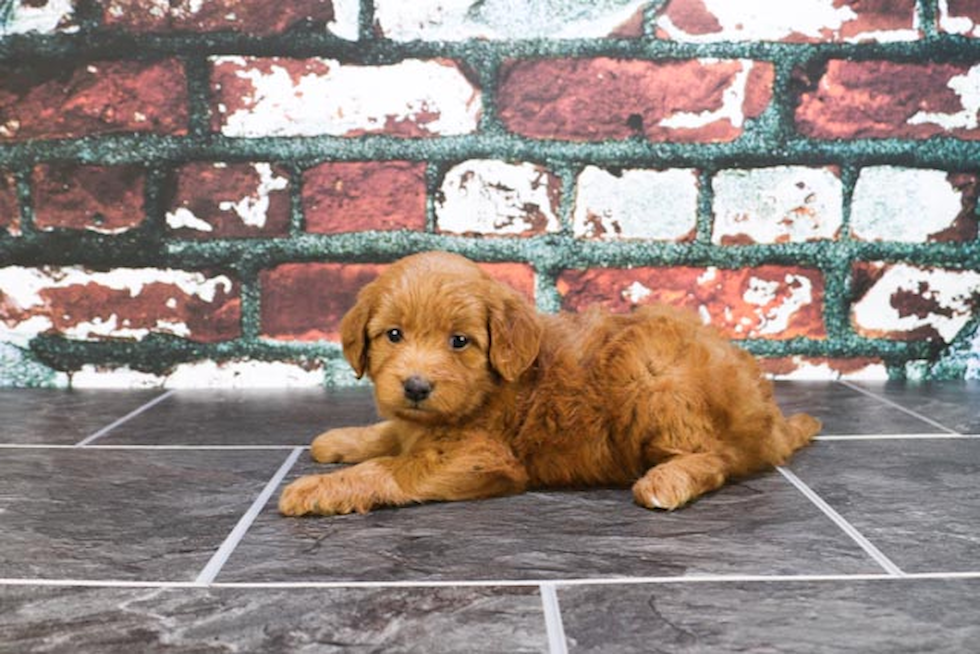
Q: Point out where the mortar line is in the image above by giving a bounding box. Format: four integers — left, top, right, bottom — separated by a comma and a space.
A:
838, 380, 961, 435
540, 583, 570, 654
194, 447, 303, 586
74, 390, 176, 447
777, 467, 905, 577
4, 433, 977, 450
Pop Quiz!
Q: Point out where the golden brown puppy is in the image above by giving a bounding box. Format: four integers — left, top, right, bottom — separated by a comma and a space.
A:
279, 251, 820, 516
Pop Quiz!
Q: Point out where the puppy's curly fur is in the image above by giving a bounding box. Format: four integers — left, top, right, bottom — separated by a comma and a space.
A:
279, 251, 820, 516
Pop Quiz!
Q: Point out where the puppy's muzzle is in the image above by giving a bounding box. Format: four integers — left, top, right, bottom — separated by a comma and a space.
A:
403, 375, 433, 403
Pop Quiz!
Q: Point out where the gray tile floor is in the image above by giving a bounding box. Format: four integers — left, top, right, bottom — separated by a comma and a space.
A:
0, 381, 978, 652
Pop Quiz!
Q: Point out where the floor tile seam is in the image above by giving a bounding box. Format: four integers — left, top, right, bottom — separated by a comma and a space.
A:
814, 434, 976, 441
776, 466, 906, 577
194, 447, 304, 586
836, 380, 962, 435
3, 572, 980, 590
540, 582, 569, 654
74, 390, 177, 447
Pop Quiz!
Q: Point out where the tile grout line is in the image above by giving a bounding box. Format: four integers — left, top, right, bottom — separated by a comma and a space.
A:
777, 466, 905, 577
74, 390, 177, 447
0, 444, 311, 450
814, 434, 974, 441
194, 447, 304, 586
837, 380, 961, 435
540, 582, 569, 654
4, 571, 980, 589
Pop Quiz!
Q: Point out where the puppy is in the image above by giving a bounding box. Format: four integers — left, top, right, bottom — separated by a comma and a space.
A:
279, 251, 820, 516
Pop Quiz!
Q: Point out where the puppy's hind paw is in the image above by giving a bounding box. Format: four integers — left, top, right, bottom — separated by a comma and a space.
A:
631, 475, 689, 512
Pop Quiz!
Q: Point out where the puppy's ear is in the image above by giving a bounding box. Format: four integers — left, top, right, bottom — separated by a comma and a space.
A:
340, 281, 379, 379
488, 285, 541, 382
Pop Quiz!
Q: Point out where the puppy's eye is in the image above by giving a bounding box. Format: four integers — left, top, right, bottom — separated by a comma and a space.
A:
386, 328, 404, 344
449, 334, 469, 350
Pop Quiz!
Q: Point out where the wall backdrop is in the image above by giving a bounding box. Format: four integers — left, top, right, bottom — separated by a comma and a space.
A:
1, 0, 979, 387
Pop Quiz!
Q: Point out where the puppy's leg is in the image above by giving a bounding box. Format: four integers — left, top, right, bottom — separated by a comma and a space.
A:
310, 421, 400, 463
632, 452, 731, 511
280, 435, 528, 516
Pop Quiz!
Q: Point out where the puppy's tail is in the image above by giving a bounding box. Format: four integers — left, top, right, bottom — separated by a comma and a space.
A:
781, 413, 821, 455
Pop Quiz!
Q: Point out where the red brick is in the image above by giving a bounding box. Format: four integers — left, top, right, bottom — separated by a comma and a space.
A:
167, 163, 291, 238
795, 60, 980, 140
0, 59, 188, 142
103, 0, 334, 36
260, 263, 386, 341
497, 57, 773, 142
557, 265, 825, 340
261, 260, 536, 341
0, 171, 18, 236
303, 162, 427, 234
655, 0, 917, 43
33, 165, 145, 234
0, 267, 240, 343
476, 262, 536, 303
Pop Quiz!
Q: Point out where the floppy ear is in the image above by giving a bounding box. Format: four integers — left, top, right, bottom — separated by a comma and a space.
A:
340, 281, 379, 379
488, 284, 542, 382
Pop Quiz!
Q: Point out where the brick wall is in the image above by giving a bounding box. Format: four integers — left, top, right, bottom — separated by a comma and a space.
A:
1, 0, 979, 386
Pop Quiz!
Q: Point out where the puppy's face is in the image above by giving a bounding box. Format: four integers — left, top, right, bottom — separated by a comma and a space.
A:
340, 252, 541, 425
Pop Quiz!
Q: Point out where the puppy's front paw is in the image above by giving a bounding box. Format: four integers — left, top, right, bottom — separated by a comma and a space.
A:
278, 474, 355, 516
310, 428, 360, 463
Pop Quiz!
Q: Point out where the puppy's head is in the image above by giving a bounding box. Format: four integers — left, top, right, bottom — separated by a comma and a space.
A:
340, 251, 541, 424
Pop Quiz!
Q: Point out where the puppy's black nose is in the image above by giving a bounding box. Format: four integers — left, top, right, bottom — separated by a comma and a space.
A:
403, 375, 433, 403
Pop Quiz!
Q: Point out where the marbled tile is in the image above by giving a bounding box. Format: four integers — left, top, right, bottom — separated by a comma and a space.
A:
0, 449, 287, 581
0, 389, 164, 445
96, 388, 378, 446
218, 458, 879, 583
788, 439, 980, 573
0, 585, 547, 654
772, 381, 944, 435
559, 579, 980, 654
846, 380, 980, 434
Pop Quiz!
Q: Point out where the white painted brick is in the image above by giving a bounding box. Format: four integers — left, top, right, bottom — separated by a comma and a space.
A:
852, 264, 980, 342
939, 0, 980, 37
70, 360, 326, 388
329, 0, 361, 40
573, 167, 698, 241
212, 57, 481, 138
374, 0, 647, 41
436, 160, 560, 236
712, 167, 843, 244
907, 64, 980, 132
657, 0, 918, 43
0, 0, 76, 36
0, 267, 235, 345
851, 167, 968, 242
764, 356, 889, 380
